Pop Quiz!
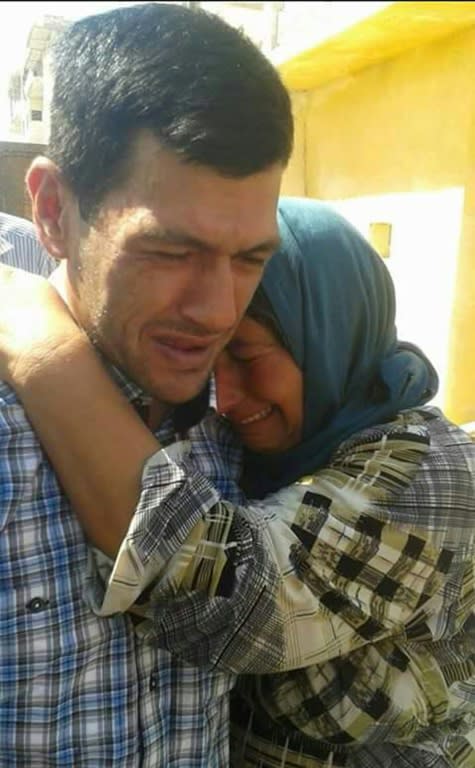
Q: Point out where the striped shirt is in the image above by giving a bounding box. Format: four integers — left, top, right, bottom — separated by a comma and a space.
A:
87, 407, 475, 767
0, 366, 233, 767
0, 211, 55, 277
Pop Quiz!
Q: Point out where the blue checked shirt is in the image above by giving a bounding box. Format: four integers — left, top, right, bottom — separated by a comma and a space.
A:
0, 367, 235, 767
0, 212, 55, 277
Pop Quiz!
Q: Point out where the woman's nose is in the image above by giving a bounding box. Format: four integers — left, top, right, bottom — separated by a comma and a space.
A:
215, 351, 247, 414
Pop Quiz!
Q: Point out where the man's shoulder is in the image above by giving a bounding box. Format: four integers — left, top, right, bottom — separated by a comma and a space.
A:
0, 381, 65, 539
0, 380, 37, 433
0, 379, 21, 406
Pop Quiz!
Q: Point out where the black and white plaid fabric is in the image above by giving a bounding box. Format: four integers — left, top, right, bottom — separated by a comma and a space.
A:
87, 407, 475, 767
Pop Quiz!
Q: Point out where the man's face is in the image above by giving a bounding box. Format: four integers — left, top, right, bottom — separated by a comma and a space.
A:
66, 134, 282, 406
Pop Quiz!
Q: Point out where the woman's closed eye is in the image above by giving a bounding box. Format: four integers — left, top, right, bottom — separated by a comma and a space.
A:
227, 346, 270, 364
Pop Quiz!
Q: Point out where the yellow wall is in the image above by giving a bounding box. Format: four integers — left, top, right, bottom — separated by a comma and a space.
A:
281, 92, 307, 197
281, 25, 475, 424
445, 110, 475, 424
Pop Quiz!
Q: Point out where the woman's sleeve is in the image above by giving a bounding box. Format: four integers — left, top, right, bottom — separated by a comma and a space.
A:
233, 637, 454, 753
87, 420, 454, 674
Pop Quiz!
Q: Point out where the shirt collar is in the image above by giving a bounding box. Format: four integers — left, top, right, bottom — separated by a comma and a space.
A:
106, 360, 152, 407
103, 359, 179, 444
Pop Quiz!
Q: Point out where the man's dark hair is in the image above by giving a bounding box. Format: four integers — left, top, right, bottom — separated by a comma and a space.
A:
48, 2, 293, 220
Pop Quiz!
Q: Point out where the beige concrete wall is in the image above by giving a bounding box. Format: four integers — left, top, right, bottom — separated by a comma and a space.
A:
0, 141, 45, 219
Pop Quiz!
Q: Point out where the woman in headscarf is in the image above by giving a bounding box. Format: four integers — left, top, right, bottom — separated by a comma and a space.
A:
0, 198, 473, 767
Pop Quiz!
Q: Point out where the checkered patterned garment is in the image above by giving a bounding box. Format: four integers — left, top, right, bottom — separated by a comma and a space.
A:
90, 408, 475, 767
0, 371, 233, 767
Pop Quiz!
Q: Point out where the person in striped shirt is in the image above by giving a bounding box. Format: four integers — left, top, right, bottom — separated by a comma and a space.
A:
0, 211, 55, 276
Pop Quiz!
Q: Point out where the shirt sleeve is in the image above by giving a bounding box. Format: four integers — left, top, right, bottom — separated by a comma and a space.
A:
86, 420, 454, 674
234, 636, 452, 752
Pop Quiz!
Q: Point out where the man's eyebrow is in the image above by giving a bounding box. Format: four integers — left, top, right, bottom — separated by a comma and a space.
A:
129, 227, 281, 255
239, 236, 281, 255
129, 227, 210, 250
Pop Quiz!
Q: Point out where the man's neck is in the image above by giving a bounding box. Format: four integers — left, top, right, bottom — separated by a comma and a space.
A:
48, 260, 73, 310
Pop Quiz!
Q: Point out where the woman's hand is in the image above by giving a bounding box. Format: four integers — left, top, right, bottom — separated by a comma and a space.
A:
0, 262, 82, 388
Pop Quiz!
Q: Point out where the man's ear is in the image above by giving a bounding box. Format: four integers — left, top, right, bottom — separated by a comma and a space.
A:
26, 157, 75, 261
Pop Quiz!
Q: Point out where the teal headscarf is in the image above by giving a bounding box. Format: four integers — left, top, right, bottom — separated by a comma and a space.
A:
243, 197, 438, 497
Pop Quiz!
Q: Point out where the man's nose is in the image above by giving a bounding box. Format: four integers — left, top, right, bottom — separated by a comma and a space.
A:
183, 260, 239, 335
215, 351, 246, 414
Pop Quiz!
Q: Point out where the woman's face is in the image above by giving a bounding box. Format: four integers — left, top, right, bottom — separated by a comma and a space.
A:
215, 316, 303, 453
